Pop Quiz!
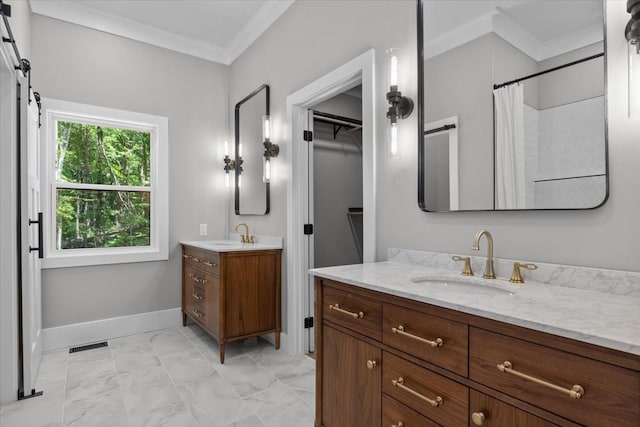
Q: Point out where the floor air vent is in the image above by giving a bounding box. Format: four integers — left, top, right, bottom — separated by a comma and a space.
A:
69, 341, 108, 353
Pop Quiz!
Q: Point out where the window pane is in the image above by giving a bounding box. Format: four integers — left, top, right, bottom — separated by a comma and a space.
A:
56, 189, 151, 249
56, 121, 151, 186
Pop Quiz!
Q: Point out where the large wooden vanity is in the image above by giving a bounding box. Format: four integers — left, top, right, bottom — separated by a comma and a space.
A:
314, 277, 640, 427
181, 244, 282, 363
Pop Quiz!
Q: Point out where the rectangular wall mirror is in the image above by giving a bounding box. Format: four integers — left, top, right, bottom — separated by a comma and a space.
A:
235, 84, 270, 215
418, 0, 608, 212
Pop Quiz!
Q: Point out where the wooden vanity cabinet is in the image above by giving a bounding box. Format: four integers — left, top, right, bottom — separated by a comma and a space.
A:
182, 245, 281, 363
315, 277, 640, 427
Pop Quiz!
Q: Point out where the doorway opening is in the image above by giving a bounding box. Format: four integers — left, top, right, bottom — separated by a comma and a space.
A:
285, 49, 375, 357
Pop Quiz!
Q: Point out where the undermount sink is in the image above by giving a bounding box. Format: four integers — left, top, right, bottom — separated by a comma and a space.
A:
205, 240, 239, 246
411, 275, 516, 296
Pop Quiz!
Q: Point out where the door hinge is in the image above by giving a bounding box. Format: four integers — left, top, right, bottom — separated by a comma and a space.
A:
303, 224, 313, 235
303, 130, 313, 141
304, 317, 314, 329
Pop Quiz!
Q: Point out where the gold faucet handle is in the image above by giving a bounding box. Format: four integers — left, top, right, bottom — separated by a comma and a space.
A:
509, 262, 537, 283
452, 256, 474, 276
249, 235, 255, 244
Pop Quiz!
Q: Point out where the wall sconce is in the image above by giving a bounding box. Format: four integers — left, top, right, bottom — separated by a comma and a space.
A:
386, 48, 414, 158
627, 0, 640, 117
223, 140, 242, 189
262, 115, 279, 182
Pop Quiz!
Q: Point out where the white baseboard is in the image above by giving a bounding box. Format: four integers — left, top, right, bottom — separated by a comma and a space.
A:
42, 307, 182, 352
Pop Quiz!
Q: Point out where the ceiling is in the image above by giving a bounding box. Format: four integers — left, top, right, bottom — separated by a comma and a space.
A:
28, 0, 295, 65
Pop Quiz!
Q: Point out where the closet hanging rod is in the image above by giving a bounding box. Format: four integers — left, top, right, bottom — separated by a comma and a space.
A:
0, 1, 28, 77
424, 123, 456, 136
493, 52, 604, 90
313, 111, 362, 129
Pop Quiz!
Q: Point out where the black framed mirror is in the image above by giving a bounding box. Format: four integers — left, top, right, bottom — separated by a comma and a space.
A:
417, 0, 609, 212
235, 84, 270, 215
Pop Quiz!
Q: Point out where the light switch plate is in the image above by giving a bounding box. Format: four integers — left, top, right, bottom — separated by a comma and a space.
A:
199, 224, 207, 236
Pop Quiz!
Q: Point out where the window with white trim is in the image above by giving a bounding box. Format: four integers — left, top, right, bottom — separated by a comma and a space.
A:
42, 99, 168, 268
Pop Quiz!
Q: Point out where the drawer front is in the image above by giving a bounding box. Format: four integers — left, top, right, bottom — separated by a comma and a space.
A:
323, 284, 382, 340
184, 264, 210, 289
469, 327, 640, 427
469, 390, 565, 427
383, 352, 468, 426
383, 303, 468, 376
382, 395, 440, 427
183, 246, 220, 276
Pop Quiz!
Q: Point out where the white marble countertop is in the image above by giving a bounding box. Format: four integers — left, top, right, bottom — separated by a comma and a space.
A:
310, 262, 640, 356
181, 233, 283, 252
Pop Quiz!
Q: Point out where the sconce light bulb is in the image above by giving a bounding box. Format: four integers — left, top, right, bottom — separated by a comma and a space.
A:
390, 55, 398, 88
263, 157, 271, 183
238, 174, 242, 189
630, 41, 640, 117
224, 140, 229, 156
238, 143, 243, 157
225, 171, 230, 189
263, 115, 271, 141
390, 122, 398, 158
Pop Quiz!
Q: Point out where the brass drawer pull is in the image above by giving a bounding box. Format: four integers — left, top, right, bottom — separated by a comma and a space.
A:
188, 273, 207, 284
192, 257, 201, 262
497, 361, 585, 399
203, 261, 217, 267
328, 303, 364, 319
391, 377, 443, 407
392, 325, 443, 348
366, 360, 377, 370
182, 254, 190, 259
191, 293, 203, 301
191, 310, 204, 318
391, 422, 404, 427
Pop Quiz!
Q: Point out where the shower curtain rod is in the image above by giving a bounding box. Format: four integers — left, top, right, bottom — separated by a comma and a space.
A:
493, 52, 604, 90
313, 110, 362, 129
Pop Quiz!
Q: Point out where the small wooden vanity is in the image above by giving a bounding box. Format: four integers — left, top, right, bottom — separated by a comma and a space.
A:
181, 243, 282, 363
315, 277, 640, 427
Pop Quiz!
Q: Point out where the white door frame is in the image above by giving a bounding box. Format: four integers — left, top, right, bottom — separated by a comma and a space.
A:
285, 49, 376, 355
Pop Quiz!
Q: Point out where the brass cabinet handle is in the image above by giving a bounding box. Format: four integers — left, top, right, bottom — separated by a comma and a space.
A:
182, 254, 190, 259
191, 257, 201, 262
497, 361, 584, 399
392, 325, 443, 348
366, 360, 377, 370
188, 273, 207, 284
471, 412, 486, 426
203, 261, 217, 267
391, 422, 404, 427
191, 293, 203, 301
391, 377, 443, 407
328, 303, 364, 319
191, 310, 204, 318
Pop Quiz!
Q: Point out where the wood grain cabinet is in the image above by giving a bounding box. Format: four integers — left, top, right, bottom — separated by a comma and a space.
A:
315, 278, 640, 427
182, 244, 281, 363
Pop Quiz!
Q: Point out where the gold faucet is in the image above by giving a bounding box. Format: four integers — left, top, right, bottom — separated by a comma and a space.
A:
472, 229, 496, 279
509, 262, 538, 283
234, 222, 255, 244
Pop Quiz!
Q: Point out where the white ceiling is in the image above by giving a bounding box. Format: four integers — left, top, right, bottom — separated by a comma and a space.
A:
28, 0, 295, 65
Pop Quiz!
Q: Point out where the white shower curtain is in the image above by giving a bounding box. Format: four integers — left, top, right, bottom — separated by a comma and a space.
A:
494, 83, 526, 209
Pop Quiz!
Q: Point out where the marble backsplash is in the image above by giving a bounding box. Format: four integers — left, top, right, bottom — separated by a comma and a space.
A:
388, 248, 640, 297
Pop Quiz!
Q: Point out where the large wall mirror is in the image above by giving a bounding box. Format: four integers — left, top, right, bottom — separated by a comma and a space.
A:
417, 0, 608, 212
235, 84, 270, 215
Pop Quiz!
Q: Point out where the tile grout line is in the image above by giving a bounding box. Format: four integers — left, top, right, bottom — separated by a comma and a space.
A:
107, 338, 134, 427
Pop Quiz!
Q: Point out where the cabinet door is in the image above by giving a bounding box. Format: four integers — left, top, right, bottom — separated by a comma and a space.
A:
322, 326, 381, 427
469, 390, 564, 427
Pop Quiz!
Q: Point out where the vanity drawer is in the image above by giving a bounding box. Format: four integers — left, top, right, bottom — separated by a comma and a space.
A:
323, 283, 382, 340
383, 395, 440, 427
184, 263, 210, 288
383, 352, 468, 426
383, 303, 468, 376
469, 390, 567, 427
182, 247, 220, 276
469, 327, 640, 427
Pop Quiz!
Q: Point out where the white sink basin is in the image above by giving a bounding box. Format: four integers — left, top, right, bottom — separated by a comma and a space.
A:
411, 275, 516, 296
206, 240, 239, 246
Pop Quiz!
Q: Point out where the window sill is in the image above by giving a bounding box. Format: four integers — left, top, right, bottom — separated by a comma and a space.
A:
42, 247, 168, 269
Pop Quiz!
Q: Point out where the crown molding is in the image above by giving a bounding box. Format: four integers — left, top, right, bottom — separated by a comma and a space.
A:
29, 0, 294, 65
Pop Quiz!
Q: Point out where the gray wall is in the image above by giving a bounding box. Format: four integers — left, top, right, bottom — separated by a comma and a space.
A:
230, 0, 640, 280
313, 93, 363, 268
31, 15, 230, 328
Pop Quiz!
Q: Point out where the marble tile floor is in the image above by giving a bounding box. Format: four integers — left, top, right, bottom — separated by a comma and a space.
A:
0, 326, 316, 427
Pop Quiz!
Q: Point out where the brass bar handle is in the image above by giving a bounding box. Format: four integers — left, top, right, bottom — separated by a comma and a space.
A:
182, 254, 190, 259
497, 361, 584, 399
191, 293, 203, 301
203, 261, 217, 267
192, 257, 201, 262
328, 303, 364, 319
391, 377, 443, 407
191, 310, 204, 318
391, 422, 404, 427
392, 325, 443, 348
188, 273, 207, 284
